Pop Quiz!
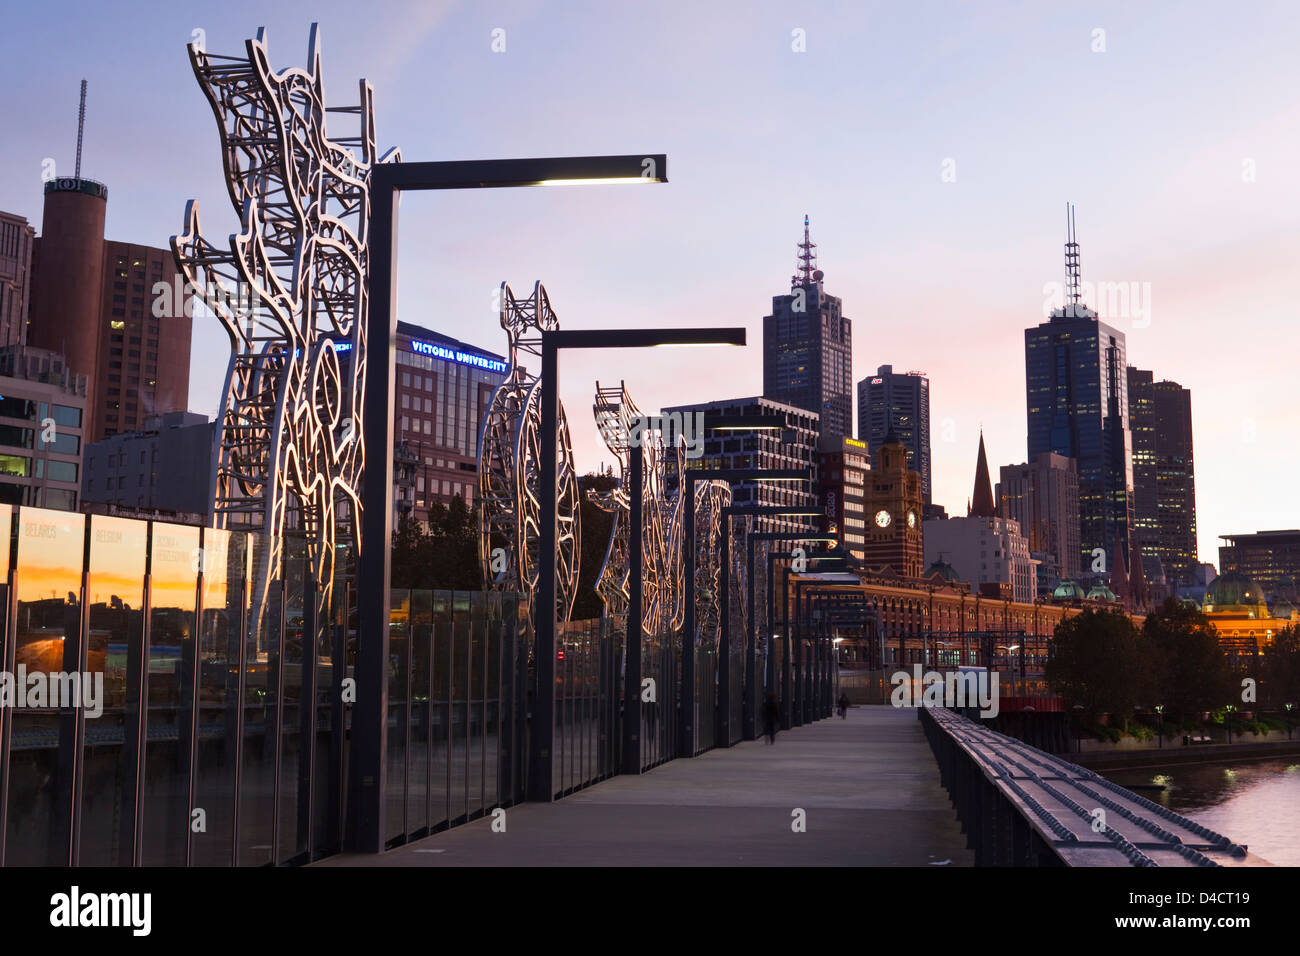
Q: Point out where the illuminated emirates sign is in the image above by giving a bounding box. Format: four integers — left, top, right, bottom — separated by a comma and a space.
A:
410, 339, 507, 373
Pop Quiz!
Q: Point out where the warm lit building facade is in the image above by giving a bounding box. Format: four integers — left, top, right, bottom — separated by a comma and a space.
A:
859, 429, 924, 578
818, 434, 868, 563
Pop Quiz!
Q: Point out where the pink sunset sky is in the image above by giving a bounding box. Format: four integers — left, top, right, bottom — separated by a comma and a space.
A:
2, 0, 1297, 565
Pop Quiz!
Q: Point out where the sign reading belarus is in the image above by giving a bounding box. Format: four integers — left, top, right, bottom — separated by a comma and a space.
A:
410, 339, 507, 373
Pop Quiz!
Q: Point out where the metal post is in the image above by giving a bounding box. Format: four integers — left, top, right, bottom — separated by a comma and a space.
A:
624, 444, 643, 774
718, 511, 731, 747
681, 472, 695, 758
532, 335, 559, 800
352, 167, 397, 853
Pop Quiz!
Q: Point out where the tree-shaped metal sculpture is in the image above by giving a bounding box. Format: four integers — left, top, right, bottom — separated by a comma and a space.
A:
590, 383, 729, 644
172, 24, 399, 636
478, 282, 581, 630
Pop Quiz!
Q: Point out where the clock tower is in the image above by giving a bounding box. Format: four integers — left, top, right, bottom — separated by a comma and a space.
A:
861, 428, 924, 578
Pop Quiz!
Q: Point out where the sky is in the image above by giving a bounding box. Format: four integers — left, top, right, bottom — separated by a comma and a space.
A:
2, 0, 1298, 565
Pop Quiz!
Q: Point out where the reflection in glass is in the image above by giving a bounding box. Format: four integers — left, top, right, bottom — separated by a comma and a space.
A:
80, 515, 146, 865
6, 506, 84, 865
386, 589, 409, 846
141, 521, 199, 866
192, 528, 245, 865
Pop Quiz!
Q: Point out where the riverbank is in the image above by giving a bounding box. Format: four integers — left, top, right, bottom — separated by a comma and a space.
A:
1072, 738, 1300, 771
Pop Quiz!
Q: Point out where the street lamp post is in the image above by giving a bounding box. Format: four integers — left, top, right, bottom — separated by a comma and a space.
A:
356, 152, 669, 853
1155, 704, 1164, 749
537, 328, 746, 798
718, 503, 820, 749
679, 467, 808, 758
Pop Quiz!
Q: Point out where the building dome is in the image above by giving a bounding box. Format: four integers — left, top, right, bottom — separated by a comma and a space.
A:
1205, 571, 1268, 612
1086, 583, 1117, 602
926, 558, 961, 584
1052, 579, 1086, 602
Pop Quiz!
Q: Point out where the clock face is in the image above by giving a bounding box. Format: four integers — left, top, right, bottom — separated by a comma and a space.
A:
907, 511, 917, 529
874, 509, 892, 529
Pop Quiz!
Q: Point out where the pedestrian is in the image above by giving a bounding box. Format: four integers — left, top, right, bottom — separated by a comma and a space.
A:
837, 691, 849, 719
763, 692, 779, 744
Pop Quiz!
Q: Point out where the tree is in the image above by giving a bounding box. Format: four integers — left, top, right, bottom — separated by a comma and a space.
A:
1138, 597, 1236, 724
1261, 624, 1300, 710
390, 495, 482, 591
1044, 608, 1142, 728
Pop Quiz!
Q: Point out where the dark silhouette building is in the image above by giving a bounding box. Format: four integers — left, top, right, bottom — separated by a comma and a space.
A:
763, 216, 852, 442
857, 364, 931, 504
0, 210, 36, 348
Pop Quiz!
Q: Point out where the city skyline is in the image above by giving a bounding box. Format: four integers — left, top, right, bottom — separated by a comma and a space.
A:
2, 2, 1297, 563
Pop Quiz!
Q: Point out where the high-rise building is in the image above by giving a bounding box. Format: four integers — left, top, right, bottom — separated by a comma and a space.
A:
27, 178, 193, 442
0, 344, 87, 510
997, 451, 1081, 582
818, 435, 869, 564
762, 216, 852, 442
859, 428, 924, 578
856, 364, 931, 503
662, 395, 820, 537
1128, 367, 1198, 582
340, 321, 509, 524
1219, 530, 1300, 601
1024, 207, 1133, 570
0, 210, 36, 347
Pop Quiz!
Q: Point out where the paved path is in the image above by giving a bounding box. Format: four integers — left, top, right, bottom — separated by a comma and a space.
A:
321, 705, 973, 866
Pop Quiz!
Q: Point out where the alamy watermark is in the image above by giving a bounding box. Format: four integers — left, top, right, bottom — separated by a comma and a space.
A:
1042, 280, 1151, 328
889, 665, 1000, 718
0, 667, 104, 718
598, 411, 707, 459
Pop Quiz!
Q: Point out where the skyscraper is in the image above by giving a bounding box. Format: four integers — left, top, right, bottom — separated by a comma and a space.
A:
1128, 367, 1198, 581
763, 216, 852, 442
1024, 206, 1133, 572
856, 364, 931, 504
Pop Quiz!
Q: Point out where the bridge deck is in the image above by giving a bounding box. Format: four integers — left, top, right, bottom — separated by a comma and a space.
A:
925, 707, 1269, 867
320, 705, 973, 866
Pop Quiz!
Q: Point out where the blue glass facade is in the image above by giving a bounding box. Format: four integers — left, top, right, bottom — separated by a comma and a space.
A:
1024, 308, 1133, 571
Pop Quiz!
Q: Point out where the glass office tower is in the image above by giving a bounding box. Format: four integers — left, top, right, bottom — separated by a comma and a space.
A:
1024, 305, 1133, 572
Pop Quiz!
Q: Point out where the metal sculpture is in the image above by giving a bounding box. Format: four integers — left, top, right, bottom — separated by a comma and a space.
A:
478, 282, 581, 629
172, 24, 399, 634
590, 383, 730, 643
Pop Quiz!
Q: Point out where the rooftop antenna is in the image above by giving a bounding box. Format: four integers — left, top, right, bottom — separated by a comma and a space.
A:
1064, 202, 1081, 306
793, 213, 818, 288
75, 79, 87, 180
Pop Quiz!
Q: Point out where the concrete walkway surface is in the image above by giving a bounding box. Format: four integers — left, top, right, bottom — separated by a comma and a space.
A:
319, 704, 973, 867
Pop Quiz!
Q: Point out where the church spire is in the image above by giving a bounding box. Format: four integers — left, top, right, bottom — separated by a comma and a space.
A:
969, 431, 996, 518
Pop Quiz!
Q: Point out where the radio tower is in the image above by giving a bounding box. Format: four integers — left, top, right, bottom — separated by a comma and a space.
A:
1064, 202, 1081, 307
793, 213, 818, 287
74, 79, 87, 180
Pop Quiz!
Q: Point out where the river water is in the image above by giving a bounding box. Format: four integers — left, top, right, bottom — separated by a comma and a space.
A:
1102, 757, 1300, 866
